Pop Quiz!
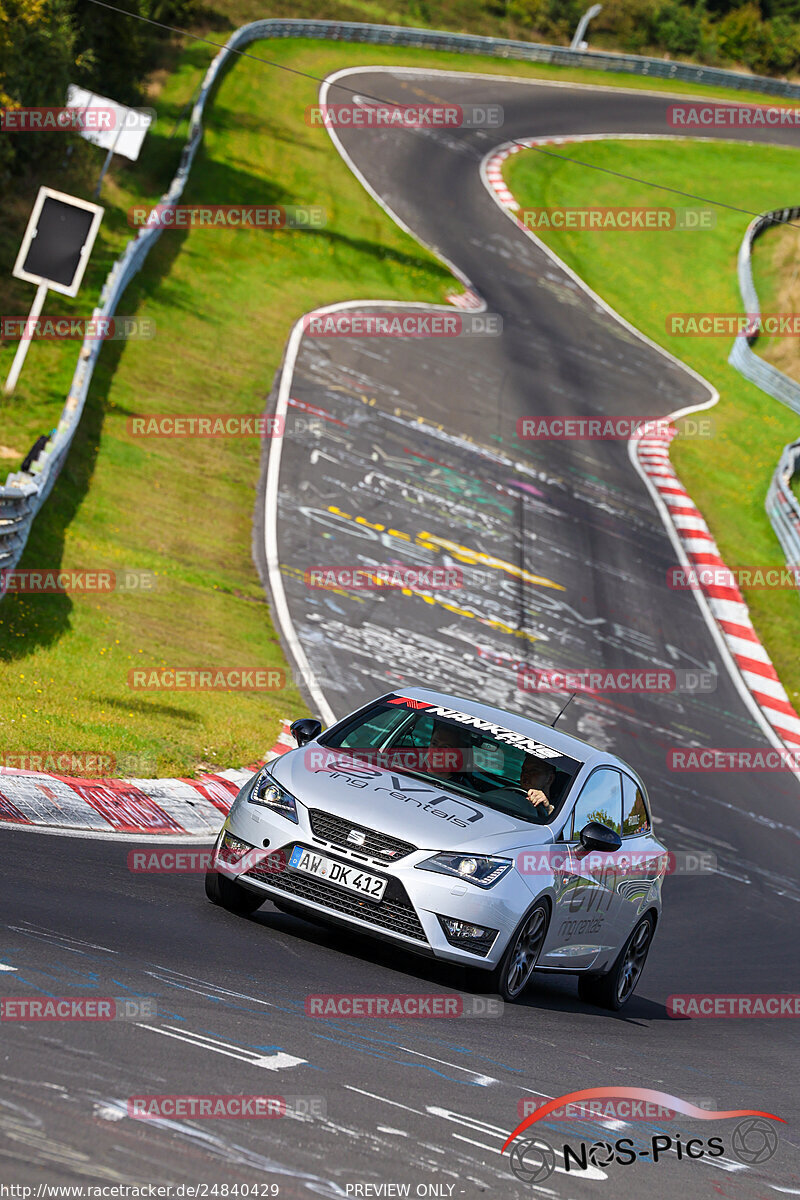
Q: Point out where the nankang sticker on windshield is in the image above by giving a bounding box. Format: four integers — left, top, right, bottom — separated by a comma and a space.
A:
419, 702, 563, 760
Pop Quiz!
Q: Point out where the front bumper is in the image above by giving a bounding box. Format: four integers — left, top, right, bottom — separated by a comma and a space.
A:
215, 792, 544, 969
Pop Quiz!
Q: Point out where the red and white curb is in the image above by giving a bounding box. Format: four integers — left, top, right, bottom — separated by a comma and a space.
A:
484, 133, 726, 220
483, 134, 800, 754
635, 435, 800, 748
485, 149, 520, 211
0, 720, 295, 837
445, 286, 483, 310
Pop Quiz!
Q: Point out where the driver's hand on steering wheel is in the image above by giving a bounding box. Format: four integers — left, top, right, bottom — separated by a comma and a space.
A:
527, 788, 554, 816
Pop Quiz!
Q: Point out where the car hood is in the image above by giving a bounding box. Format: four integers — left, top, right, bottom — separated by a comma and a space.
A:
269, 747, 556, 853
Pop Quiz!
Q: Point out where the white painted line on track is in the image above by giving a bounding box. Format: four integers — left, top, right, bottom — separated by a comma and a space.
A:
136, 1022, 307, 1070
8, 923, 118, 954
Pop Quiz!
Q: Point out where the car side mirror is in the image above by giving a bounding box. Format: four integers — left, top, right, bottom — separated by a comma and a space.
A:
579, 821, 622, 852
290, 718, 322, 746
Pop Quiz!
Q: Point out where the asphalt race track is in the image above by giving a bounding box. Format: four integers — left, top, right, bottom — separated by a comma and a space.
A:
2, 70, 799, 1197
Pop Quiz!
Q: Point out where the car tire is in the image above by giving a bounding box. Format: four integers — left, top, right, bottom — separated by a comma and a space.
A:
578, 913, 655, 1011
489, 900, 550, 1002
204, 870, 265, 915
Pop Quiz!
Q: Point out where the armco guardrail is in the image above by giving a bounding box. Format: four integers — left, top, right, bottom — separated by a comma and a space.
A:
729, 204, 800, 419
5, 18, 800, 585
766, 440, 800, 576
728, 205, 800, 586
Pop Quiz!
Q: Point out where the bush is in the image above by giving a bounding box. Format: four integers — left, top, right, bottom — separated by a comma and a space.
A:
0, 0, 82, 176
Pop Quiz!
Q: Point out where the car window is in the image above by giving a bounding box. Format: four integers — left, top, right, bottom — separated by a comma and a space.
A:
336, 705, 412, 748
569, 768, 623, 839
391, 713, 513, 777
319, 697, 583, 824
392, 711, 435, 746
621, 773, 651, 836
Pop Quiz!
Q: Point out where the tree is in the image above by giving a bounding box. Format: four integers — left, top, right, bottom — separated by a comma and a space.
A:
0, 0, 83, 176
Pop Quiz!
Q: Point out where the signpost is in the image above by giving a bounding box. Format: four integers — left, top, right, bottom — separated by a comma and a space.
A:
4, 187, 104, 395
65, 85, 153, 197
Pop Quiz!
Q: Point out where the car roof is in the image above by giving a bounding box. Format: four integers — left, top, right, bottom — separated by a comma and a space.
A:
380, 686, 636, 773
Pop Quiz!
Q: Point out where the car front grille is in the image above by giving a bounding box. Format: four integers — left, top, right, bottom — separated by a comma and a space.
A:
244, 845, 427, 943
309, 808, 417, 862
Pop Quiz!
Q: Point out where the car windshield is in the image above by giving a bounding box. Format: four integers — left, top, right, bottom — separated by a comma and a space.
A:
318, 696, 583, 825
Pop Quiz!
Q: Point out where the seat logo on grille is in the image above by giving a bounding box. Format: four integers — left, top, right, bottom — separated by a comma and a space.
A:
347, 829, 366, 846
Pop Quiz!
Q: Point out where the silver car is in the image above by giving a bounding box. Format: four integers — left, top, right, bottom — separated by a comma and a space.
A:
205, 688, 667, 1009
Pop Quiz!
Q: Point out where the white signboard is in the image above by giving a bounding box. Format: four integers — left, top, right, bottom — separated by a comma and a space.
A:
66, 84, 153, 162
12, 186, 104, 298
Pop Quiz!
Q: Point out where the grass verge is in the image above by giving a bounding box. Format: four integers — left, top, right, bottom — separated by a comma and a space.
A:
751, 221, 800, 387
0, 38, 462, 774
504, 136, 800, 708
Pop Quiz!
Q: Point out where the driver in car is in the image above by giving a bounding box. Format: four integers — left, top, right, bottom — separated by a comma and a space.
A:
428, 720, 475, 789
519, 756, 557, 817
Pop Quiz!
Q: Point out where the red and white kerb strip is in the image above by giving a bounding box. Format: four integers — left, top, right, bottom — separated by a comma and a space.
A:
445, 287, 483, 311
635, 435, 800, 748
483, 135, 666, 219
485, 147, 520, 211
0, 720, 295, 835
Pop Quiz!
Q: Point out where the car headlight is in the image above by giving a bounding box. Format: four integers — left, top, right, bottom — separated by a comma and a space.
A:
416, 853, 512, 889
248, 768, 298, 824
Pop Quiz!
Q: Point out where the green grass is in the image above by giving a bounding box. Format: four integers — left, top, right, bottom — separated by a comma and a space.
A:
504, 137, 800, 709
0, 39, 461, 775
4, 34, 800, 774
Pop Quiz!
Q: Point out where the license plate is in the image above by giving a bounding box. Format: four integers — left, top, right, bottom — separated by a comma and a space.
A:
288, 846, 387, 902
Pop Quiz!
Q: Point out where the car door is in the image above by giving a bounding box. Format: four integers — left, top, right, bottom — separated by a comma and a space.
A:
615, 773, 667, 938
538, 767, 625, 969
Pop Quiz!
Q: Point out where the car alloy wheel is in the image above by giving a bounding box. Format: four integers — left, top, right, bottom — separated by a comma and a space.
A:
616, 916, 653, 1005
578, 913, 655, 1011
498, 902, 549, 1001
